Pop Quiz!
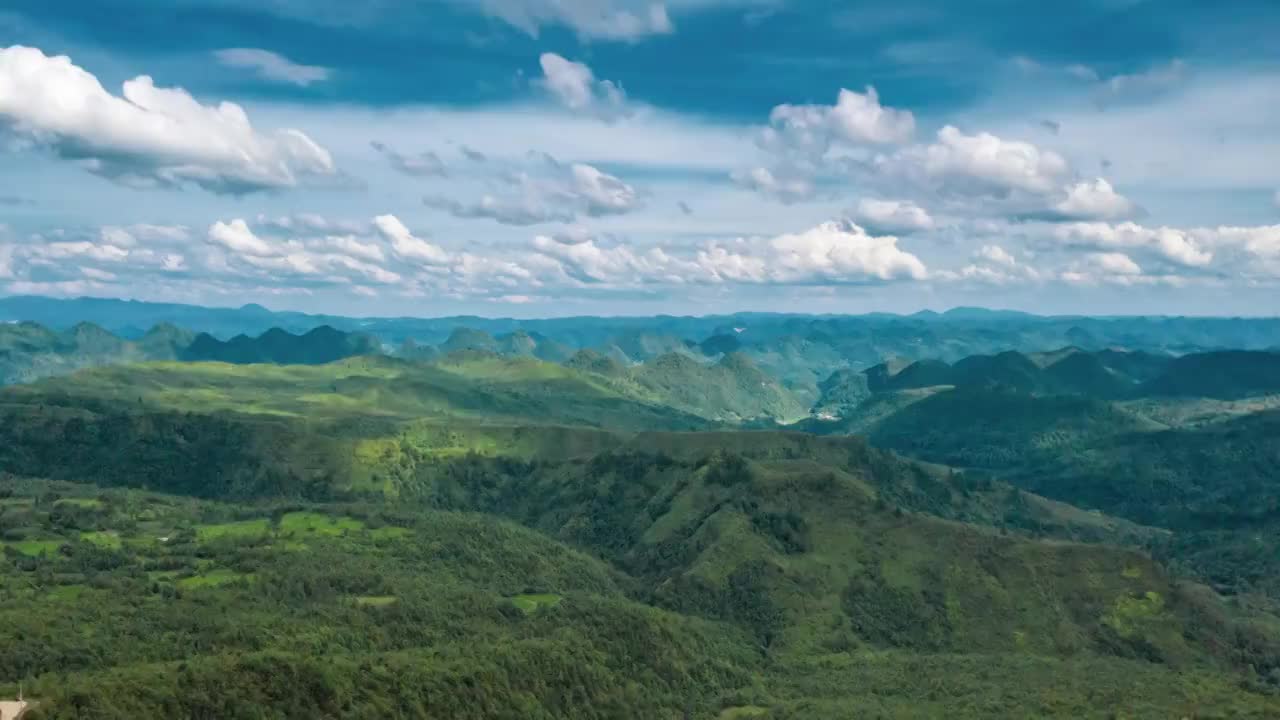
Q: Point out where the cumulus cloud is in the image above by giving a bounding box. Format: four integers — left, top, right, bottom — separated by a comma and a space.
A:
373, 215, 451, 265
425, 159, 640, 225
1049, 178, 1139, 221
473, 0, 672, 40
914, 126, 1071, 196
208, 219, 277, 257
763, 87, 915, 155
957, 248, 1042, 285
3, 224, 193, 293
849, 199, 935, 234
213, 48, 331, 87
371, 141, 448, 177
531, 233, 676, 283
1059, 252, 1154, 286
1203, 225, 1280, 259
538, 53, 629, 120
0, 45, 335, 194
525, 220, 928, 287
324, 235, 386, 263
1053, 221, 1212, 268
729, 167, 815, 204
699, 220, 928, 284
1087, 252, 1142, 275
202, 217, 408, 285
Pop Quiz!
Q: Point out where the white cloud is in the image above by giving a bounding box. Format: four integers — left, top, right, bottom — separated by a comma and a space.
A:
532, 233, 675, 283
213, 48, 331, 87
0, 45, 335, 194
849, 198, 935, 234
373, 214, 451, 265
915, 125, 1071, 196
700, 220, 928, 284
1050, 178, 1138, 221
1205, 225, 1280, 259
1053, 221, 1212, 267
938, 244, 1044, 286
1059, 252, 1162, 287
729, 167, 814, 203
524, 220, 929, 287
208, 219, 277, 257
570, 163, 639, 214
325, 235, 386, 263
764, 87, 915, 154
977, 244, 1017, 267
29, 241, 130, 264
1087, 251, 1142, 276
425, 159, 640, 224
538, 53, 628, 119
473, 0, 672, 40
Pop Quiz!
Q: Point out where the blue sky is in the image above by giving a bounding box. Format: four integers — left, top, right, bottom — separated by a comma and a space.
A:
1, 0, 1278, 316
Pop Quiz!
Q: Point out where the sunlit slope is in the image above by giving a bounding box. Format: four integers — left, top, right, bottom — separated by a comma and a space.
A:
1, 354, 709, 430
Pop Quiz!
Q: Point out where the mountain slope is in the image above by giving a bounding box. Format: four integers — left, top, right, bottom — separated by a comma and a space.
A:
625, 352, 809, 423
1141, 350, 1280, 399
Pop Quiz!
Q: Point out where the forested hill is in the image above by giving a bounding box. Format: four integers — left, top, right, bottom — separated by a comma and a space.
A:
181, 326, 381, 365
0, 322, 379, 386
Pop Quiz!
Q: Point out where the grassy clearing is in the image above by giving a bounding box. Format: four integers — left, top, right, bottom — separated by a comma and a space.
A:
54, 498, 103, 509
353, 595, 398, 607
280, 511, 364, 536
79, 531, 122, 549
196, 519, 270, 541
511, 593, 563, 613
2, 539, 63, 556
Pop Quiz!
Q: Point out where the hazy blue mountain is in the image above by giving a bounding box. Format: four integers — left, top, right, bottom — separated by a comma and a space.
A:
8, 297, 1280, 363
180, 326, 381, 365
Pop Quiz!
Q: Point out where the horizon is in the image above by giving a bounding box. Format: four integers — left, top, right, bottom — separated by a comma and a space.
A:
5, 293, 1280, 324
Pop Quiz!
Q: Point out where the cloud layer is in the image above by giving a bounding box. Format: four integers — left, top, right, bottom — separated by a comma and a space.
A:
0, 45, 336, 194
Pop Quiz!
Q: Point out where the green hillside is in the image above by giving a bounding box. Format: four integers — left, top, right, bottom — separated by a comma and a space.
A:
580, 351, 810, 423
3, 334, 1280, 716
866, 387, 1159, 469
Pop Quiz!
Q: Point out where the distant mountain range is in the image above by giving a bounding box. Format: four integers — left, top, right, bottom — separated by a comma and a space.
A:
5, 295, 1280, 363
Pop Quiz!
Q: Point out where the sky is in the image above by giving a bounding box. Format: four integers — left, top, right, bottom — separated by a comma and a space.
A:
1, 0, 1279, 317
